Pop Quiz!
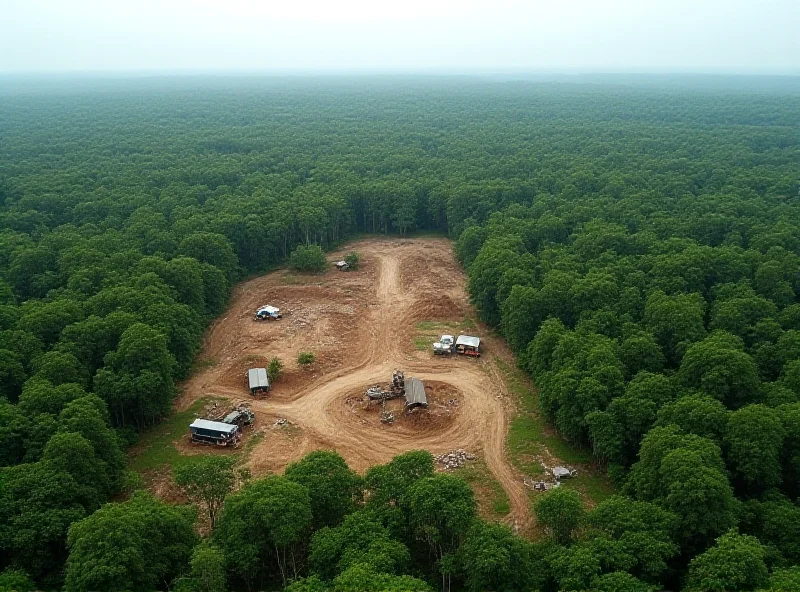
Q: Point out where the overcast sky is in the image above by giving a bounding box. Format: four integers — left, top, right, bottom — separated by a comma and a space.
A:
1, 0, 798, 74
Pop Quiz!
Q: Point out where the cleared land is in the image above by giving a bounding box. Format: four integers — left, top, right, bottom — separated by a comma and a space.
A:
160, 238, 603, 532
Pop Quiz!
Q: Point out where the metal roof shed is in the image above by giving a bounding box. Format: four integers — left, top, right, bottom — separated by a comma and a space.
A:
248, 368, 270, 394
404, 377, 428, 409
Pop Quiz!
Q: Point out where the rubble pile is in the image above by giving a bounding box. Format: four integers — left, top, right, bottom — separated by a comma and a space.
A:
435, 449, 476, 470
203, 400, 253, 424
523, 477, 559, 491
274, 418, 288, 427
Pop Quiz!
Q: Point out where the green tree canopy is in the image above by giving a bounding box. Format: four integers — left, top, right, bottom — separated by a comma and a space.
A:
285, 450, 362, 530
534, 486, 585, 545
174, 455, 237, 528
684, 529, 768, 592
64, 492, 197, 592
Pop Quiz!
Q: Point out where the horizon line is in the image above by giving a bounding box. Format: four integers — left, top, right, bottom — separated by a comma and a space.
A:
2, 68, 800, 78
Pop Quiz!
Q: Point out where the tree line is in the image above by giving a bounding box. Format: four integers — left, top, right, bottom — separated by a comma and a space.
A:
23, 450, 798, 592
1, 76, 799, 589
454, 83, 800, 588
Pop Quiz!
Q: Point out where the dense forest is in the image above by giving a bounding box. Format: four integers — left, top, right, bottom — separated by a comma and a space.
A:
1, 76, 799, 591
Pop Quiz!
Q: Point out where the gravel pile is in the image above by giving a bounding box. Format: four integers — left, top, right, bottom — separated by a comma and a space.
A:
435, 449, 476, 470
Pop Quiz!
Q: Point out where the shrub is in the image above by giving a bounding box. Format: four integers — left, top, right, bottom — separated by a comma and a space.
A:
267, 357, 283, 383
344, 252, 360, 270
289, 245, 327, 273
297, 352, 316, 367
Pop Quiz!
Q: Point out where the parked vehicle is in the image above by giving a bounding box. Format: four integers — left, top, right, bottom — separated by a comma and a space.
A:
254, 305, 281, 321
432, 335, 455, 355
189, 419, 241, 446
552, 466, 578, 480
223, 408, 255, 427
455, 335, 481, 357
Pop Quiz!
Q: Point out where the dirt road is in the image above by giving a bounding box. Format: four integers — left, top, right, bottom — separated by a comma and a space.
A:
179, 238, 532, 530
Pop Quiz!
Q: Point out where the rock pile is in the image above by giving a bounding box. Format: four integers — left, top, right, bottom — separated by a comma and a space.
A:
435, 449, 476, 470
274, 418, 288, 427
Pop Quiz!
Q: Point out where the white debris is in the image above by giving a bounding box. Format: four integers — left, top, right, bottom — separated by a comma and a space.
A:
434, 449, 476, 470
274, 418, 288, 427
524, 477, 553, 491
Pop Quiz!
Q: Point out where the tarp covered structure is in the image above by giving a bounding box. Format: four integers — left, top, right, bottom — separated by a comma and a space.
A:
404, 377, 427, 409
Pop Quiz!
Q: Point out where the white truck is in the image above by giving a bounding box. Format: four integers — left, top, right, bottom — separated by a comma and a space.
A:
254, 305, 281, 321
432, 335, 455, 355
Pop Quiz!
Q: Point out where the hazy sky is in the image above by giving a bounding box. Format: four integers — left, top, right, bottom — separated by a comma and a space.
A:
2, 0, 798, 73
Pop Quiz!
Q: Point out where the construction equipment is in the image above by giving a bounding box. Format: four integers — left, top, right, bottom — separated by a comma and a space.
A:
391, 370, 405, 395
254, 305, 281, 321
366, 371, 407, 408
380, 397, 394, 424
248, 368, 270, 396
455, 334, 481, 357
432, 335, 455, 355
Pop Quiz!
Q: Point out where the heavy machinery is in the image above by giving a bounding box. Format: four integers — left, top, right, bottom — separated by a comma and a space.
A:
365, 370, 406, 401
432, 335, 455, 355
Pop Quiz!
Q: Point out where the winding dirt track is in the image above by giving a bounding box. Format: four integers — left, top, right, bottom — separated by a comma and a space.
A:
178, 238, 531, 530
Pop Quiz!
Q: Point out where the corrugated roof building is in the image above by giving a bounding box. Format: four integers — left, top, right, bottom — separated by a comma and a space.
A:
404, 377, 428, 409
248, 368, 270, 394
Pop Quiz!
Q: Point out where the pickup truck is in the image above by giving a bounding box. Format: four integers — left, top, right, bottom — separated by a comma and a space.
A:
432, 335, 455, 355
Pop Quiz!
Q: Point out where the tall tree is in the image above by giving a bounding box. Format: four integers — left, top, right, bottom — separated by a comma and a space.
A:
285, 450, 362, 530
684, 529, 768, 592
64, 492, 197, 592
534, 487, 585, 545
214, 476, 312, 587
174, 455, 237, 528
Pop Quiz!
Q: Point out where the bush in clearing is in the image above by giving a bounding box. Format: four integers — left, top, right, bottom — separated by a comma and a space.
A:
289, 245, 327, 273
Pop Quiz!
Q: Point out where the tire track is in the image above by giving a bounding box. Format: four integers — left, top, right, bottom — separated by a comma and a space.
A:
179, 239, 532, 530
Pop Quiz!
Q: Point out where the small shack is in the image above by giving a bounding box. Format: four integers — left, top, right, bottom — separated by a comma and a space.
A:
404, 377, 428, 410
335, 261, 349, 271
189, 419, 240, 446
455, 335, 481, 357
248, 368, 270, 396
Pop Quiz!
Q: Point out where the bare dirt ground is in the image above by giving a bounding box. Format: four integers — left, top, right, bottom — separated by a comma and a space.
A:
178, 238, 533, 531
